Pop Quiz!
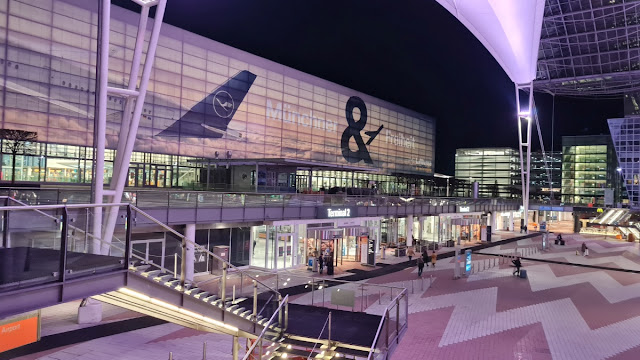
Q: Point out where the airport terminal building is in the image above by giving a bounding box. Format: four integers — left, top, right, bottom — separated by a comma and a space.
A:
0, 0, 523, 276
0, 0, 435, 195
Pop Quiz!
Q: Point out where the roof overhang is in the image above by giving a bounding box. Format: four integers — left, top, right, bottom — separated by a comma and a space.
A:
434, 0, 546, 85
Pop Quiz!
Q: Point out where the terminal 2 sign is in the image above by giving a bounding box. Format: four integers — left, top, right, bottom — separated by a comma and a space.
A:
318, 207, 356, 219
458, 206, 471, 213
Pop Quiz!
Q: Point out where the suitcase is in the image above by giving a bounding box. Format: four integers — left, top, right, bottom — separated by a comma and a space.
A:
519, 269, 527, 279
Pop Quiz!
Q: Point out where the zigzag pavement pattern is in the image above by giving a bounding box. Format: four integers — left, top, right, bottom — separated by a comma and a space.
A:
371, 263, 640, 359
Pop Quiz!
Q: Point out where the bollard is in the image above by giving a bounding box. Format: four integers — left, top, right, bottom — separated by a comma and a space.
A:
203, 342, 207, 360
169, 352, 173, 360
232, 285, 236, 303
411, 280, 415, 294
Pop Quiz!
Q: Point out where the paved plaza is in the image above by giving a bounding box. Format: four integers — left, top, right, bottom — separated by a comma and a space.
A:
9, 233, 640, 360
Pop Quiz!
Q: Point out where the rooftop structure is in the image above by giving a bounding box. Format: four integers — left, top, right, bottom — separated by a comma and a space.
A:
535, 0, 640, 96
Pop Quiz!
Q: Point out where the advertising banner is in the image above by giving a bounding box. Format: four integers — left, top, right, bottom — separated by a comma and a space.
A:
0, 312, 40, 353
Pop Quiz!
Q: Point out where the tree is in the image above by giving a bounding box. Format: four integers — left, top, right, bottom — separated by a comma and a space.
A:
0, 129, 37, 184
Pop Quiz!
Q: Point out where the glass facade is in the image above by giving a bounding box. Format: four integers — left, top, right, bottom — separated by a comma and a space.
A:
530, 151, 561, 200
454, 148, 520, 198
0, 0, 435, 190
561, 135, 619, 206
609, 117, 640, 208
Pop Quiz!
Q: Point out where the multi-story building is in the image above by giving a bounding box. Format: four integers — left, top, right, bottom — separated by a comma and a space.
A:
609, 117, 640, 208
454, 148, 520, 198
530, 151, 562, 200
561, 135, 622, 206
454, 148, 561, 199
0, 0, 437, 196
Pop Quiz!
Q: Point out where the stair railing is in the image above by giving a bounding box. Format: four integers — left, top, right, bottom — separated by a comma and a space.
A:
367, 288, 408, 360
242, 294, 289, 360
129, 205, 282, 325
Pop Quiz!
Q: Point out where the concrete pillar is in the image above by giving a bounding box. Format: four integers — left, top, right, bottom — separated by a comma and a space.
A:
406, 215, 413, 247
184, 223, 196, 282
418, 216, 424, 243
308, 169, 313, 191
509, 212, 514, 232
491, 212, 497, 233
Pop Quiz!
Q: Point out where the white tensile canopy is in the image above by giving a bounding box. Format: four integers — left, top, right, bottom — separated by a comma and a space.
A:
433, 0, 547, 219
434, 0, 545, 85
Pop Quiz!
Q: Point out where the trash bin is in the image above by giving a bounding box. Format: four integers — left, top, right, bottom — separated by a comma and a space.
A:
212, 245, 230, 270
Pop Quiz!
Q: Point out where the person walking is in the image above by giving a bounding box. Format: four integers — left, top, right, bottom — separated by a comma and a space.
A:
430, 251, 437, 268
581, 242, 587, 256
407, 247, 416, 265
512, 257, 522, 276
583, 244, 589, 257
422, 249, 429, 266
417, 256, 425, 276
318, 253, 324, 274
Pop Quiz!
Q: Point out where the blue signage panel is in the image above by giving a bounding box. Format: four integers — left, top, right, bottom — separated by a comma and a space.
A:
465, 250, 472, 274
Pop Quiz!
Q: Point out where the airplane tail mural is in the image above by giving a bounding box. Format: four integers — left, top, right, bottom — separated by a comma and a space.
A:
158, 70, 256, 139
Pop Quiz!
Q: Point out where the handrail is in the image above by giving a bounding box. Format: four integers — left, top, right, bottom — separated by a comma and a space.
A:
279, 269, 405, 291
257, 293, 275, 318
130, 205, 280, 295
0, 199, 177, 277
307, 313, 331, 360
242, 295, 289, 360
0, 202, 130, 211
367, 288, 408, 360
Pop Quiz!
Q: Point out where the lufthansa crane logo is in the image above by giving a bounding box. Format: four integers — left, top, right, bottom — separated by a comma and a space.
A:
212, 90, 235, 118
341, 96, 383, 164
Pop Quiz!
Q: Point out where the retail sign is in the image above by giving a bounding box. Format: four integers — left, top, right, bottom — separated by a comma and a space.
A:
458, 206, 471, 213
0, 312, 40, 353
318, 206, 356, 219
597, 208, 604, 213
367, 237, 376, 266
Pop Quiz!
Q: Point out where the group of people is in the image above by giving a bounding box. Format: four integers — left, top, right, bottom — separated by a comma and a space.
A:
407, 247, 437, 276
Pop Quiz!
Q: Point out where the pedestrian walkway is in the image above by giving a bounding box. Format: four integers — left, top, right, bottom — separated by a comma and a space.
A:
480, 233, 640, 272
9, 232, 640, 359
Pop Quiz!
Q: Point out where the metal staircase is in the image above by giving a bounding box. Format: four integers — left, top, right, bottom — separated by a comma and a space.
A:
0, 201, 405, 359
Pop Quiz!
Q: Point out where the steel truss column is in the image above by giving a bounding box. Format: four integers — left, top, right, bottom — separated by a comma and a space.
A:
93, 0, 168, 255
515, 83, 533, 230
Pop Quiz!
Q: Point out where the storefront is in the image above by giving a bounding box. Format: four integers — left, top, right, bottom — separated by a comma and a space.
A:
438, 212, 487, 245
249, 207, 381, 270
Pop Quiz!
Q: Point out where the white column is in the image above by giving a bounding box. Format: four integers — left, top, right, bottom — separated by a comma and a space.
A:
184, 223, 196, 282
406, 215, 413, 247
491, 212, 497, 233
509, 212, 514, 232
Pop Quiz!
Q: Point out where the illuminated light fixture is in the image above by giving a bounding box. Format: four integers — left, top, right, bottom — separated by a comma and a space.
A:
281, 353, 288, 358
518, 111, 531, 120
117, 288, 239, 333
287, 344, 292, 349
400, 197, 414, 202
617, 167, 622, 172
151, 298, 180, 312
203, 317, 239, 332
118, 288, 150, 302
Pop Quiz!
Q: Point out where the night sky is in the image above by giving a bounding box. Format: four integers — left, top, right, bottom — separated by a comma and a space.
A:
113, 0, 624, 175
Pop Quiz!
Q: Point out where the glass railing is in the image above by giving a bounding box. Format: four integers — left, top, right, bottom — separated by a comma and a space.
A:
0, 187, 522, 210
367, 288, 409, 359
0, 201, 130, 291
